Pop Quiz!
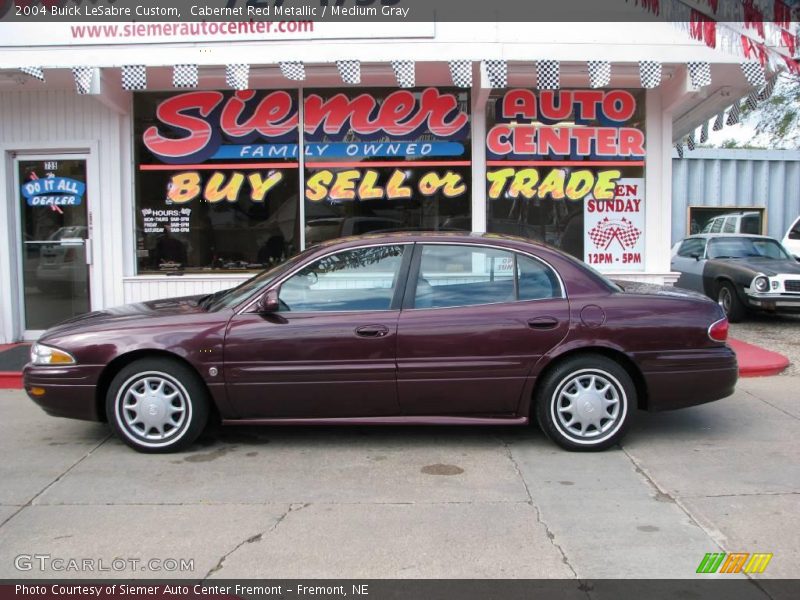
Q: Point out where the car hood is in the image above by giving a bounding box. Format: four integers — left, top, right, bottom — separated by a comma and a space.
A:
711, 257, 800, 277
614, 280, 711, 301
40, 295, 207, 340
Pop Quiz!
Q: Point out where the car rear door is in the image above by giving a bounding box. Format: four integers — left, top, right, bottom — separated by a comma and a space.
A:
223, 243, 411, 419
395, 243, 570, 416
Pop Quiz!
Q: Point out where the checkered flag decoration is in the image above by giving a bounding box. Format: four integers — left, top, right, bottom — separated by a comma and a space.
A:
700, 121, 709, 144
740, 61, 766, 87
588, 217, 641, 250
686, 132, 696, 151
758, 75, 777, 101
449, 60, 472, 88
337, 60, 361, 85
537, 60, 560, 90
687, 61, 711, 89
391, 60, 415, 88
639, 61, 662, 89
121, 65, 147, 91
173, 64, 198, 88
745, 89, 760, 111
726, 101, 742, 126
588, 61, 611, 88
713, 111, 725, 131
20, 67, 45, 82
226, 64, 250, 90
483, 60, 507, 88
72, 67, 95, 95
675, 143, 684, 159
279, 62, 305, 82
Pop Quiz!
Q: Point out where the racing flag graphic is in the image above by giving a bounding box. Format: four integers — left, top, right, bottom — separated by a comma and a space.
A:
588, 217, 641, 250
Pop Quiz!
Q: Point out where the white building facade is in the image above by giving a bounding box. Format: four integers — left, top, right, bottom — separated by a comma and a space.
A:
0, 21, 775, 342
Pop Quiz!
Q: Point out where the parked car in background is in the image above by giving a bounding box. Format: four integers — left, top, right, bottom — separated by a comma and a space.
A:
783, 215, 800, 259
671, 233, 800, 321
25, 233, 736, 453
700, 211, 762, 235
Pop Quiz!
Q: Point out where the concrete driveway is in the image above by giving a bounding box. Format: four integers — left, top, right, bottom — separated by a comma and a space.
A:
0, 376, 798, 580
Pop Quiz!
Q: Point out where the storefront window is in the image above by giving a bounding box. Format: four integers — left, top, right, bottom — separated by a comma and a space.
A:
303, 88, 472, 244
134, 91, 300, 273
486, 89, 646, 272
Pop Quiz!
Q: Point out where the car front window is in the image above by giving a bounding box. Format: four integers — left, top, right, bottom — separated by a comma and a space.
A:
707, 237, 791, 260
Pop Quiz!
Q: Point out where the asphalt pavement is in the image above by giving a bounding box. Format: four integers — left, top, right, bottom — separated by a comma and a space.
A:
0, 376, 798, 581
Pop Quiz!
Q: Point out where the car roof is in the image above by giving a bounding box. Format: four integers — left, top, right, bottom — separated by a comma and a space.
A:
685, 233, 776, 241
312, 230, 551, 251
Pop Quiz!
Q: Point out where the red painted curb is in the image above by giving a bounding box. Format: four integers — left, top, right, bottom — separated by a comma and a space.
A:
0, 372, 22, 390
729, 338, 790, 378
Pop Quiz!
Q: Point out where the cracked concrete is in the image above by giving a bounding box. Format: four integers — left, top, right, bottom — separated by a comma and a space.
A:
0, 377, 797, 579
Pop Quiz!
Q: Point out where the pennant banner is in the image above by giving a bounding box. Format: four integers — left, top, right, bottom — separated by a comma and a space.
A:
588, 60, 611, 88
72, 67, 94, 95
226, 64, 250, 90
173, 64, 198, 88
449, 60, 472, 88
639, 61, 662, 88
121, 65, 146, 91
537, 60, 560, 90
279, 61, 306, 81
740, 61, 766, 86
726, 101, 742, 125
483, 60, 507, 88
337, 60, 361, 85
391, 60, 415, 88
687, 61, 712, 89
700, 121, 709, 143
20, 66, 45, 82
713, 111, 725, 131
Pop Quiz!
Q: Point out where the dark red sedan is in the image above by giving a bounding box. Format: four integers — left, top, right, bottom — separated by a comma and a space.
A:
24, 233, 737, 452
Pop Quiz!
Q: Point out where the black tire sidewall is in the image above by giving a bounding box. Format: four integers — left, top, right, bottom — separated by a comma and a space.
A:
535, 355, 635, 452
718, 281, 745, 322
106, 357, 209, 453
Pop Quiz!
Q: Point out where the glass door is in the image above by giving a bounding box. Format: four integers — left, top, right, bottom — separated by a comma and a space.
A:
16, 156, 91, 336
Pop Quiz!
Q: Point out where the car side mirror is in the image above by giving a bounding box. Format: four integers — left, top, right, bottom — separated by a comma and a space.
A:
257, 288, 280, 313
690, 253, 701, 261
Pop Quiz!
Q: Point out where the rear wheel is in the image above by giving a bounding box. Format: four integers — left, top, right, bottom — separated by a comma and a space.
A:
106, 358, 209, 453
717, 281, 746, 322
535, 354, 634, 451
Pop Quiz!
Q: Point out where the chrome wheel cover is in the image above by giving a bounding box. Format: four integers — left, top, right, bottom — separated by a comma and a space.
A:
718, 287, 732, 316
551, 368, 627, 445
115, 371, 192, 448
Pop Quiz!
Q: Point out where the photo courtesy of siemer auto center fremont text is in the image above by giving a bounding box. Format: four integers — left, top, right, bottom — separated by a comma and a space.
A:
0, 0, 798, 598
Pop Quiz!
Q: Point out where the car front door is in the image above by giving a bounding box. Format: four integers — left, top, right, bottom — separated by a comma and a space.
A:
396, 243, 570, 416
672, 238, 708, 292
224, 243, 411, 419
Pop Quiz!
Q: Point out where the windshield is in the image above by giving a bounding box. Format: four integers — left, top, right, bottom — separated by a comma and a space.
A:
202, 250, 311, 311
707, 237, 791, 260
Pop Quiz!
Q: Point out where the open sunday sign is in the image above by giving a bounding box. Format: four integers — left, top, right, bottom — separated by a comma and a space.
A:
21, 177, 86, 207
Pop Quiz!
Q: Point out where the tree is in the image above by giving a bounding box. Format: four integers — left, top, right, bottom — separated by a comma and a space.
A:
744, 72, 800, 149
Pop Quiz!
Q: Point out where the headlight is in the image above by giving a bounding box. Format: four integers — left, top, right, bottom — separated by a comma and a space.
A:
753, 276, 770, 293
30, 343, 76, 366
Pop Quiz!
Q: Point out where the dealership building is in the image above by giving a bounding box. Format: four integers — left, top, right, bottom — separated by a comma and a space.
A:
0, 16, 793, 343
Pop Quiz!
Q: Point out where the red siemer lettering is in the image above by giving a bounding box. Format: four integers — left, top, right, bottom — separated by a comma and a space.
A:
143, 88, 469, 161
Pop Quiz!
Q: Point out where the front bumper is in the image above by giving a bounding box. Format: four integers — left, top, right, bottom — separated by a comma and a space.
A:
745, 292, 800, 313
23, 364, 104, 421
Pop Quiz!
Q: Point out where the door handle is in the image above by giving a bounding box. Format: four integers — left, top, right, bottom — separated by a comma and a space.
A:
355, 325, 390, 338
527, 316, 559, 330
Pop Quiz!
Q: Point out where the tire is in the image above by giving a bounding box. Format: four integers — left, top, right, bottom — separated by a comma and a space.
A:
535, 354, 635, 452
106, 357, 209, 453
717, 281, 746, 323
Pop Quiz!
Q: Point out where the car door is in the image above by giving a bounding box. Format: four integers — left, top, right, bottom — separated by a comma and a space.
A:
672, 238, 708, 293
224, 243, 411, 419
396, 243, 570, 416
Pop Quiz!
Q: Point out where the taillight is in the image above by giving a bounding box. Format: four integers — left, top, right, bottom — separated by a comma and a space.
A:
708, 318, 729, 342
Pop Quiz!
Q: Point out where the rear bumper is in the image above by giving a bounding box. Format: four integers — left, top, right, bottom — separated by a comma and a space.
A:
22, 364, 103, 421
637, 346, 738, 412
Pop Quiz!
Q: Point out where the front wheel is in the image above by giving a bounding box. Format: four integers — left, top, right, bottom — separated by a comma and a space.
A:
106, 357, 209, 453
717, 281, 746, 322
535, 355, 634, 451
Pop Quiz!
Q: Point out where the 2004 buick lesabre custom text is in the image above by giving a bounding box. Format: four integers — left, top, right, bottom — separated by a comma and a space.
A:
24, 233, 738, 453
